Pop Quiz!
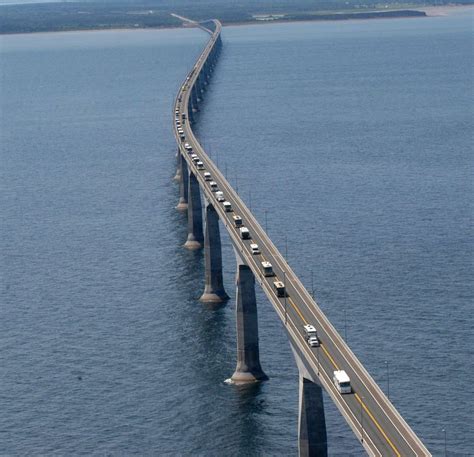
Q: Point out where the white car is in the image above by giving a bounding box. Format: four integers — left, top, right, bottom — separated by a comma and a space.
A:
250, 243, 260, 255
308, 336, 320, 347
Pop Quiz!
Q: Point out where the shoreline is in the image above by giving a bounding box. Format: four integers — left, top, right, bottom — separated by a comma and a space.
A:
1, 4, 472, 36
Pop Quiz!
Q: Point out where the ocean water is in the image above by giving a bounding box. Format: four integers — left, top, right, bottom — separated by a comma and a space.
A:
1, 10, 473, 456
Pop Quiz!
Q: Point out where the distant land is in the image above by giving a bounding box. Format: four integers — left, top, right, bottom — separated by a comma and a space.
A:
1, 0, 473, 34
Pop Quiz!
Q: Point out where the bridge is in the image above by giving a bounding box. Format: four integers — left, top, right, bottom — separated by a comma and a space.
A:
171, 17, 431, 457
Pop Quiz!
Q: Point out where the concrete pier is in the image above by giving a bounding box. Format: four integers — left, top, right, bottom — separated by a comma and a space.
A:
290, 346, 328, 457
188, 105, 195, 125
173, 148, 182, 182
200, 200, 229, 303
176, 154, 188, 211
231, 258, 267, 384
191, 87, 199, 112
298, 376, 328, 457
184, 170, 203, 249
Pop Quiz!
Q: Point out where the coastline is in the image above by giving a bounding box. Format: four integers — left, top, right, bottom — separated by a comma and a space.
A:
1, 4, 472, 36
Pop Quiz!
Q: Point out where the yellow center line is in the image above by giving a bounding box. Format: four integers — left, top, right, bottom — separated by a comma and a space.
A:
287, 297, 308, 325
286, 288, 400, 457
355, 393, 401, 457
320, 344, 339, 370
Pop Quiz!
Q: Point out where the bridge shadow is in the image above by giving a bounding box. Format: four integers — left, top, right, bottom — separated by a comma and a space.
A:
231, 381, 267, 453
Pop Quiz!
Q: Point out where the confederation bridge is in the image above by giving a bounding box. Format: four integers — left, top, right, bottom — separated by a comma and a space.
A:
172, 17, 431, 457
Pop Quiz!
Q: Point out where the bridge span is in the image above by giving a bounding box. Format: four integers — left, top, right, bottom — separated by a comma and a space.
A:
171, 17, 431, 457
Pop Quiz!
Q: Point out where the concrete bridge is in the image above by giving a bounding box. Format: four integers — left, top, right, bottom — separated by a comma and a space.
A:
172, 17, 431, 457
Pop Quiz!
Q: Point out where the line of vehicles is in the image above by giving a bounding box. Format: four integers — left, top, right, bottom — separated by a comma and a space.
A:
175, 95, 352, 398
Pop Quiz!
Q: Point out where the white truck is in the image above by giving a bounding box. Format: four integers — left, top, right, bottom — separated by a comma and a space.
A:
239, 227, 250, 240
261, 261, 274, 277
273, 281, 286, 297
303, 324, 320, 347
333, 370, 352, 394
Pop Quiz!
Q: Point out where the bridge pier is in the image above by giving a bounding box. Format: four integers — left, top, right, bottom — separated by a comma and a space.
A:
173, 148, 182, 181
291, 346, 328, 457
191, 87, 199, 112
200, 200, 229, 302
176, 154, 188, 211
196, 75, 204, 100
188, 104, 195, 125
231, 255, 267, 384
298, 376, 328, 457
184, 170, 203, 249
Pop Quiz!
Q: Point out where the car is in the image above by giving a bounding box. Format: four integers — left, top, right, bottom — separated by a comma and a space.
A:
250, 243, 260, 255
210, 181, 218, 192
215, 191, 225, 202
308, 336, 320, 347
196, 161, 204, 170
204, 172, 212, 181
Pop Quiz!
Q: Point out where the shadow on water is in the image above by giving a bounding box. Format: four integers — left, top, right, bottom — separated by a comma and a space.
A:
232, 382, 266, 453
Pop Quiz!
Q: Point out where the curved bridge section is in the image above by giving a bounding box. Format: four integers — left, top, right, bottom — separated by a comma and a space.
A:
172, 18, 431, 457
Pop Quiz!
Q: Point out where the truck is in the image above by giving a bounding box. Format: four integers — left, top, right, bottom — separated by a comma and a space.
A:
233, 215, 243, 227
333, 370, 351, 394
273, 281, 286, 297
239, 227, 250, 240
261, 261, 274, 277
303, 324, 320, 347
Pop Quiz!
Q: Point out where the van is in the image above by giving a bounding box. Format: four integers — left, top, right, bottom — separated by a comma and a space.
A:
239, 227, 250, 240
215, 191, 225, 202
196, 161, 204, 170
261, 261, 274, 277
273, 281, 286, 297
210, 181, 218, 192
333, 370, 351, 394
250, 243, 260, 255
204, 172, 212, 181
223, 201, 233, 212
233, 215, 243, 227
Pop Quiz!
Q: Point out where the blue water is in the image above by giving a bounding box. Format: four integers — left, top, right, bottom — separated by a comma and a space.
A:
1, 10, 473, 456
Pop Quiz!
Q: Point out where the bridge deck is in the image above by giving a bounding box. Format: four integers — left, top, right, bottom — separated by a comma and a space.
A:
173, 18, 431, 457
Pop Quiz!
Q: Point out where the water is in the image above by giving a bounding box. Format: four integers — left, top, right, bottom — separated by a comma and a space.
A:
1, 10, 472, 456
